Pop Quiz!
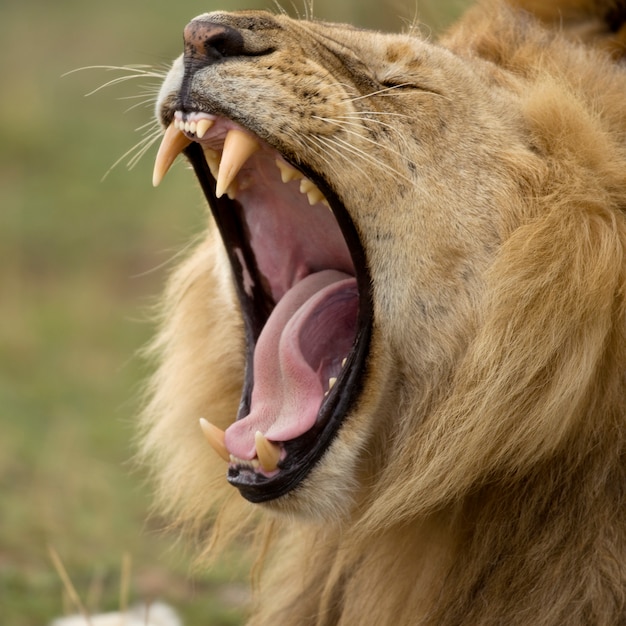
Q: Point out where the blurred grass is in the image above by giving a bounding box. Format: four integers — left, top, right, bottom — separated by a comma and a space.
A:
0, 0, 467, 623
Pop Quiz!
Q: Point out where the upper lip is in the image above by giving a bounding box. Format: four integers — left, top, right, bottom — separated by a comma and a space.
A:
153, 109, 373, 502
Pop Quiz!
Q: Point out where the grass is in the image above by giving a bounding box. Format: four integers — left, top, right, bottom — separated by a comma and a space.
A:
0, 0, 467, 623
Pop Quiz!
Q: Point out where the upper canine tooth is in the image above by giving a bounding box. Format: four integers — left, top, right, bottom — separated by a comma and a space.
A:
196, 118, 214, 139
254, 431, 281, 472
199, 418, 230, 462
152, 122, 192, 187
216, 129, 260, 198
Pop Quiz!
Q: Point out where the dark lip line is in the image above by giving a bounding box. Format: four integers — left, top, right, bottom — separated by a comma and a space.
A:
183, 138, 373, 503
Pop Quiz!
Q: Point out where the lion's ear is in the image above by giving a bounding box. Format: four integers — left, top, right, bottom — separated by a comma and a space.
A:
365, 202, 626, 528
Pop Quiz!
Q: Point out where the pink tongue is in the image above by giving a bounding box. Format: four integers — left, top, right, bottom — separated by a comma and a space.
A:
224, 269, 357, 459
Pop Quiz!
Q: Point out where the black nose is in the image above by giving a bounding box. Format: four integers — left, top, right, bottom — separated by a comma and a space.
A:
183, 19, 246, 64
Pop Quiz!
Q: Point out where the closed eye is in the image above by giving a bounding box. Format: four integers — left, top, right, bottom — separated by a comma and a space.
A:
379, 80, 415, 90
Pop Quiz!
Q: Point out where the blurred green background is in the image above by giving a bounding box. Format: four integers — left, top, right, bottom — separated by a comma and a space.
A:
0, 0, 467, 623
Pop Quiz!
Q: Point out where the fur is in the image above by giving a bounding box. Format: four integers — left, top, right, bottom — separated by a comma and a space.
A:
141, 1, 626, 623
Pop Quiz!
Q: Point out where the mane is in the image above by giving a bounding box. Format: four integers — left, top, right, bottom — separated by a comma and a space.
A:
140, 1, 626, 623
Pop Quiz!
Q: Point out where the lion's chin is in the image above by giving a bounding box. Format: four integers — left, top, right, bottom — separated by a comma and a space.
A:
153, 112, 374, 504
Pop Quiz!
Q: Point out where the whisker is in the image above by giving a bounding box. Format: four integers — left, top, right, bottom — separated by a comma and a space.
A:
63, 64, 168, 78
303, 136, 337, 172
346, 84, 414, 103
314, 114, 405, 137
83, 75, 159, 97
311, 133, 412, 184
63, 65, 169, 98
123, 97, 160, 113
312, 116, 415, 172
337, 111, 414, 122
102, 124, 162, 181
330, 135, 412, 182
310, 135, 390, 185
272, 0, 289, 16
65, 64, 171, 177
347, 83, 450, 103
288, 0, 303, 20
331, 113, 416, 145
125, 135, 161, 171
117, 91, 160, 101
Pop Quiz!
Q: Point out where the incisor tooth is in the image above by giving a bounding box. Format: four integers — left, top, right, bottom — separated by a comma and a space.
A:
328, 377, 337, 390
255, 431, 281, 472
199, 418, 230, 462
196, 118, 214, 139
152, 123, 192, 187
216, 129, 260, 198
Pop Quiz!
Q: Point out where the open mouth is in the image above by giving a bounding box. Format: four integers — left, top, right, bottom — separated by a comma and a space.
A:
153, 112, 372, 502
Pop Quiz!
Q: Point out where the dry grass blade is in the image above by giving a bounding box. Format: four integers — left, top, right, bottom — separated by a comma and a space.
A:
48, 545, 93, 626
120, 552, 132, 616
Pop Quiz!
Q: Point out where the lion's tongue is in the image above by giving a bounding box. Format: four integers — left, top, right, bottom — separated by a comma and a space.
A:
224, 270, 357, 460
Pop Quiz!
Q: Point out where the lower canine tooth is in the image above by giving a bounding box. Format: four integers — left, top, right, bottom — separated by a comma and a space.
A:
199, 418, 230, 462
255, 431, 281, 472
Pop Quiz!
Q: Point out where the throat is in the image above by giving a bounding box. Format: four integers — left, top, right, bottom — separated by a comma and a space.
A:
224, 270, 358, 460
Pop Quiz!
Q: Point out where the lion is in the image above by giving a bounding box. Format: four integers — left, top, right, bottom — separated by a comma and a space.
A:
140, 0, 626, 623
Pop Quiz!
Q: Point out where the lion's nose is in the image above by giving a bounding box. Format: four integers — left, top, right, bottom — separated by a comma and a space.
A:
183, 19, 245, 64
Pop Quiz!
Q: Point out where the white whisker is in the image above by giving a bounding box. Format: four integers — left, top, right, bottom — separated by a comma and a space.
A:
123, 97, 160, 113
310, 135, 391, 185
63, 65, 168, 97
310, 133, 412, 184
101, 121, 162, 181
346, 84, 413, 103
331, 114, 417, 147
312, 116, 415, 178
272, 0, 289, 16
66, 64, 170, 177
337, 111, 414, 122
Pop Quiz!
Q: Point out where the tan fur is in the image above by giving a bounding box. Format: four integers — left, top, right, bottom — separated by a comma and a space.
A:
142, 1, 626, 623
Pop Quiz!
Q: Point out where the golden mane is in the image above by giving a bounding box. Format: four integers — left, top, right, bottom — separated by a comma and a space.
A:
141, 0, 626, 623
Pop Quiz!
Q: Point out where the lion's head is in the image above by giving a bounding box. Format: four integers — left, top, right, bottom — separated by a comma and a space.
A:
141, 1, 626, 622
